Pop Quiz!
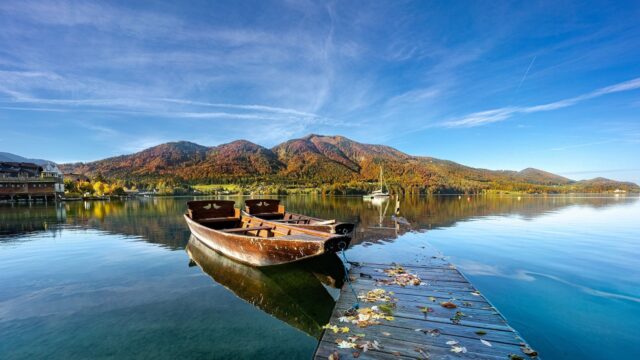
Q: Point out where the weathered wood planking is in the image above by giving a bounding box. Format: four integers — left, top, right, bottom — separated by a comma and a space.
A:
314, 261, 538, 360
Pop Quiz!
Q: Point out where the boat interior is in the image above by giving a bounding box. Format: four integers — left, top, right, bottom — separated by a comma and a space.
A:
244, 199, 330, 224
187, 200, 330, 239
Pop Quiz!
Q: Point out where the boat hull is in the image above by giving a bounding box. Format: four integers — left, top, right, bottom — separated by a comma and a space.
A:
184, 214, 345, 266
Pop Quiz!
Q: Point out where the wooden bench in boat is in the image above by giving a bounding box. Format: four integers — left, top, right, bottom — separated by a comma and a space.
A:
244, 199, 284, 220
271, 219, 311, 224
223, 226, 274, 233
187, 200, 240, 226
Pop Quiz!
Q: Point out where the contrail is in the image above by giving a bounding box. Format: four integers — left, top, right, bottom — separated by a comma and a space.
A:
516, 55, 537, 92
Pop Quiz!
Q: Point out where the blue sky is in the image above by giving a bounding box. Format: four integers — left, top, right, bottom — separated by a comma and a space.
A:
1, 0, 639, 183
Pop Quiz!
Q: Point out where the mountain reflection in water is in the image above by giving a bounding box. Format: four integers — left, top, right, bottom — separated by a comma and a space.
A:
186, 236, 344, 338
1, 195, 638, 359
3, 195, 634, 248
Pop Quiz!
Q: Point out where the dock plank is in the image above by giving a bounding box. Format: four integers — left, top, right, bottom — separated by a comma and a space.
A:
314, 261, 539, 360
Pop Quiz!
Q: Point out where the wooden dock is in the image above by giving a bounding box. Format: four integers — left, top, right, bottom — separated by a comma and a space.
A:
314, 258, 538, 360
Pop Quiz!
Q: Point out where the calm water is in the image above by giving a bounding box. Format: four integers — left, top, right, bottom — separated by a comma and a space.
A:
1, 195, 639, 359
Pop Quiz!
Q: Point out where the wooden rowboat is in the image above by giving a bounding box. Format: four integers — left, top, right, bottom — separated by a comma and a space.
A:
243, 199, 355, 236
184, 200, 351, 266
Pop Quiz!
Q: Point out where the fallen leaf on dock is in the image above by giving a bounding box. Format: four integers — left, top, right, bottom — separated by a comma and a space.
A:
450, 345, 467, 353
475, 330, 487, 336
446, 340, 459, 345
418, 306, 434, 313
323, 324, 340, 333
382, 331, 391, 336
328, 351, 340, 360
509, 355, 525, 360
481, 339, 492, 347
428, 296, 437, 302
520, 346, 538, 357
337, 340, 356, 349
358, 288, 396, 303
451, 310, 466, 324
440, 301, 457, 309
470, 291, 481, 296
359, 340, 382, 352
339, 306, 395, 327
416, 328, 441, 336
414, 347, 430, 359
380, 265, 422, 286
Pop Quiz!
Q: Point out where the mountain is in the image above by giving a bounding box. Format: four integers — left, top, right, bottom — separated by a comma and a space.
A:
0, 152, 55, 166
57, 135, 639, 194
62, 141, 209, 178
0, 152, 62, 174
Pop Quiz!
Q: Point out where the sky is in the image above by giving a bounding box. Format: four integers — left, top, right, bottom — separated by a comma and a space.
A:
1, 0, 639, 183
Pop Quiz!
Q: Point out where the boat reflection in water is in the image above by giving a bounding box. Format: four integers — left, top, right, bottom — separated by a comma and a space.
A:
185, 235, 345, 338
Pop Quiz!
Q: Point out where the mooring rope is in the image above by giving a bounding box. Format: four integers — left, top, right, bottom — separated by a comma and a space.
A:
340, 248, 360, 310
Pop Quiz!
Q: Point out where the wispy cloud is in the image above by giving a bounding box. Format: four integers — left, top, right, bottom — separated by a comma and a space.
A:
155, 98, 320, 118
444, 77, 640, 127
549, 139, 618, 151
516, 55, 536, 92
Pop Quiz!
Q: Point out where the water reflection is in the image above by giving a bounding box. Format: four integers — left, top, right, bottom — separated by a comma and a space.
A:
1, 195, 638, 248
0, 203, 65, 238
186, 236, 343, 338
1, 195, 639, 359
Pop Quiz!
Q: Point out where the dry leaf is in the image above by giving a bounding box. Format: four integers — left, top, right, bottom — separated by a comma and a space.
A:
414, 347, 429, 359
440, 301, 457, 309
481, 339, 492, 347
337, 340, 356, 349
382, 331, 391, 336
450, 346, 467, 354
446, 340, 459, 346
521, 346, 538, 357
328, 350, 340, 360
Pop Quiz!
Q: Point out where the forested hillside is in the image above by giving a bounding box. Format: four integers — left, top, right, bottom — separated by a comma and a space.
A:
59, 135, 640, 194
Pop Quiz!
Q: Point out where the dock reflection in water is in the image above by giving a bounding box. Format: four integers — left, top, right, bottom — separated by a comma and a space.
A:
185, 235, 345, 338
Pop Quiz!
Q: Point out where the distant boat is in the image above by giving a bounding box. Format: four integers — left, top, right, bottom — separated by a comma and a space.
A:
184, 200, 351, 266
364, 166, 390, 199
243, 199, 355, 236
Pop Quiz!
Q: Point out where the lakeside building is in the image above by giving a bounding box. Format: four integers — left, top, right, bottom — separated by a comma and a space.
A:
0, 162, 64, 202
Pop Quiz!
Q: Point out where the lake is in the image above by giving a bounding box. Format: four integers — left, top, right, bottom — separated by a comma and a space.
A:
1, 195, 638, 359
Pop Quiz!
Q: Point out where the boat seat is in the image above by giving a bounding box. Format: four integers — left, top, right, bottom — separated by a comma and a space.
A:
197, 216, 239, 223
251, 212, 283, 220
223, 226, 274, 233
272, 219, 309, 224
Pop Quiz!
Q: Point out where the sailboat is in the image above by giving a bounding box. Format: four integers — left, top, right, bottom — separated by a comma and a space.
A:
364, 166, 390, 200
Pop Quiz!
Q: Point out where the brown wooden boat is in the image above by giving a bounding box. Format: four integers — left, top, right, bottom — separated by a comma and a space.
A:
184, 200, 351, 266
243, 199, 355, 236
